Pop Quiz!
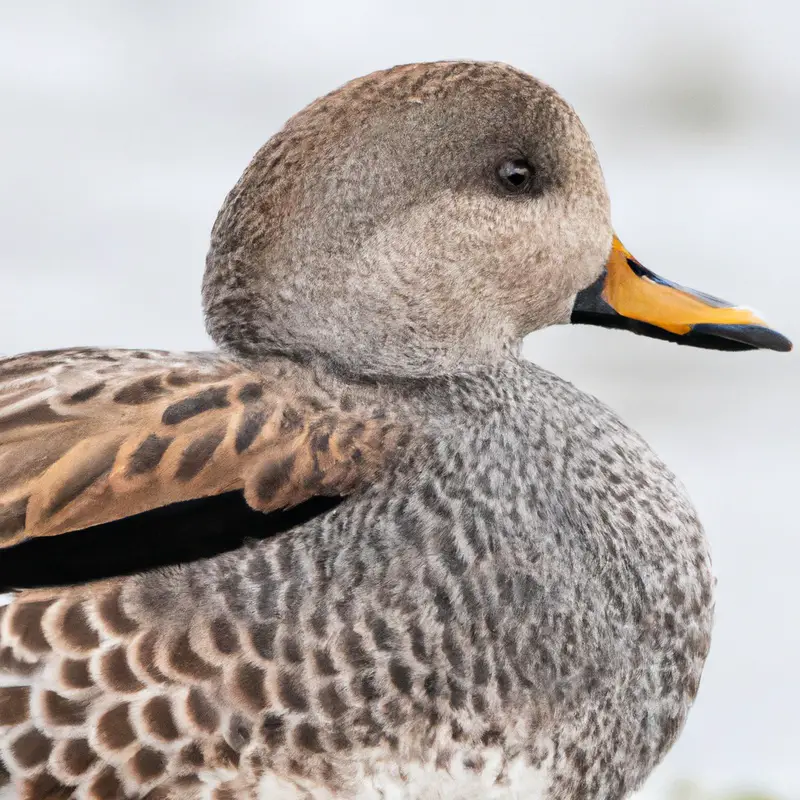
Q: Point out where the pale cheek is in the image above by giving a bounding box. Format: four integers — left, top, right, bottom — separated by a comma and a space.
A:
563, 199, 613, 290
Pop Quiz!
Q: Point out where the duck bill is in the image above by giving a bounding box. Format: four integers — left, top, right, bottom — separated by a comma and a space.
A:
571, 236, 792, 352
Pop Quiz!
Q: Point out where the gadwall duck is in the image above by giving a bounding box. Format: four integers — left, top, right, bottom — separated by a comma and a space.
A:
0, 61, 790, 800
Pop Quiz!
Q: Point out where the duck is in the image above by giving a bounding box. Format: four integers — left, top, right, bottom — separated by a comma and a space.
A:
0, 61, 790, 800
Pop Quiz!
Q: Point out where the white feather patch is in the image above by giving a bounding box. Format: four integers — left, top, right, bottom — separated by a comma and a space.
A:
257, 749, 552, 799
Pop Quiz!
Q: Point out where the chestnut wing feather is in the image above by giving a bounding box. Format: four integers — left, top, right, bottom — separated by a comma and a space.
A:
0, 348, 400, 547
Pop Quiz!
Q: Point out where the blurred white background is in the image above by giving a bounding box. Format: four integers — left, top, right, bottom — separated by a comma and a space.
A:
1, 1, 798, 797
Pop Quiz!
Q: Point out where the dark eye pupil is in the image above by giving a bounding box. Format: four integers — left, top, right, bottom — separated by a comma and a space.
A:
497, 158, 532, 191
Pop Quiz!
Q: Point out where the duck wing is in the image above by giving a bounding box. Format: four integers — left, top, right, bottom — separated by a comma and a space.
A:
0, 348, 401, 553
0, 348, 411, 799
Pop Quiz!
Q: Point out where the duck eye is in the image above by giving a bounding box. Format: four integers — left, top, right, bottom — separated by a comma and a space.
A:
496, 158, 533, 192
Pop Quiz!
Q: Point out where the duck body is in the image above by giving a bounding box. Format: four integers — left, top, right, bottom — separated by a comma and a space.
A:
0, 354, 710, 799
207, 359, 712, 799
236, 359, 712, 799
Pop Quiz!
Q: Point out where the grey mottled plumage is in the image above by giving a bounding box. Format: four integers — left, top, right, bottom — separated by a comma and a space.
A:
0, 61, 723, 799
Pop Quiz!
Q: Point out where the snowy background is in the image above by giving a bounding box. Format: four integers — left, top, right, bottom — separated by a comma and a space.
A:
1, 1, 798, 796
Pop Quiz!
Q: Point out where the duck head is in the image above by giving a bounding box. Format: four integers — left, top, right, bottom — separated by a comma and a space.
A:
203, 61, 790, 378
